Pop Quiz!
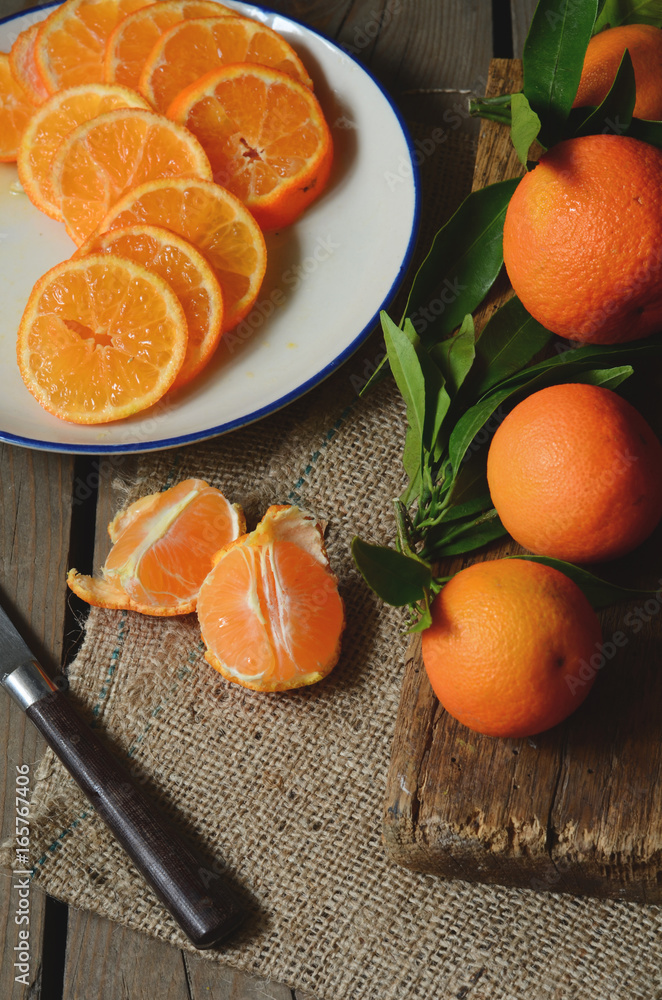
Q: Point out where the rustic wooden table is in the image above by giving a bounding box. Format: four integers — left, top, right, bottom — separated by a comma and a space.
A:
0, 0, 536, 997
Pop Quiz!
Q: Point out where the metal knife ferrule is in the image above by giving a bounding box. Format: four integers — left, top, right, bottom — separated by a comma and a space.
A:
2, 660, 57, 710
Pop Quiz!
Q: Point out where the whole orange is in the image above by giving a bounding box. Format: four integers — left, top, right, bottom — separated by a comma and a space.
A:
421, 558, 603, 739
574, 24, 662, 121
502, 135, 662, 343
486, 383, 662, 563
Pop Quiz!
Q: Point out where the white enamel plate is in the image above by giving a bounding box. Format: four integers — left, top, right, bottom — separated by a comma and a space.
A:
0, 1, 419, 453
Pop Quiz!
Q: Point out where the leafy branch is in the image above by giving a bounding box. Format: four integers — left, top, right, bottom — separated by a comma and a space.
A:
469, 0, 662, 164
351, 0, 662, 628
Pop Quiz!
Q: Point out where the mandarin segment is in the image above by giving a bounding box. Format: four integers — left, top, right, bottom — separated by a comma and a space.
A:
17, 254, 188, 424
77, 224, 224, 388
168, 63, 333, 229
486, 383, 662, 564
138, 15, 313, 113
35, 0, 155, 93
104, 0, 241, 89
0, 53, 37, 161
96, 176, 266, 329
51, 106, 212, 245
17, 83, 151, 221
68, 478, 246, 614
421, 559, 603, 739
197, 505, 344, 692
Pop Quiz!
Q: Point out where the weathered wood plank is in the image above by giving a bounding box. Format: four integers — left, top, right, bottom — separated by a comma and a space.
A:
0, 445, 77, 998
383, 58, 662, 903
548, 536, 662, 901
184, 953, 294, 999
471, 59, 524, 192
61, 908, 191, 999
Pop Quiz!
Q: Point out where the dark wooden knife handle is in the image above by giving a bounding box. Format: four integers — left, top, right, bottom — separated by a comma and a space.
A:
25, 688, 243, 948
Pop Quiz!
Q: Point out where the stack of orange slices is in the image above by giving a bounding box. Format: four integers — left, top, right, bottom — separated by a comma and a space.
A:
1, 0, 334, 424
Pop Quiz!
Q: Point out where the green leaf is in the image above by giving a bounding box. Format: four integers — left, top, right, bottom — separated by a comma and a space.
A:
510, 92, 542, 164
440, 459, 492, 510
381, 312, 426, 446
362, 179, 520, 393
402, 178, 521, 345
572, 49, 635, 137
579, 365, 633, 389
594, 0, 662, 31
382, 313, 452, 501
523, 0, 599, 146
402, 318, 452, 456
482, 335, 662, 399
512, 555, 662, 609
401, 425, 423, 505
424, 493, 495, 527
625, 117, 662, 148
431, 512, 507, 558
472, 296, 553, 396
430, 314, 476, 398
351, 537, 432, 606
448, 384, 513, 477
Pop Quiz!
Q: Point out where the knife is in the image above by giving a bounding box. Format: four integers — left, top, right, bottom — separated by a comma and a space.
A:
0, 598, 243, 949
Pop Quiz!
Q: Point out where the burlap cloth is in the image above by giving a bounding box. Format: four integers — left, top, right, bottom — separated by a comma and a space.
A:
8, 127, 662, 999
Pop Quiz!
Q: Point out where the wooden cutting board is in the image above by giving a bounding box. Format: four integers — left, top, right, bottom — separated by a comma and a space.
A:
382, 59, 662, 903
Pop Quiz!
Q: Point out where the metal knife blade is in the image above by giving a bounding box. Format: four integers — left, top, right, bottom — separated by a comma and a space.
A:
0, 603, 57, 709
0, 601, 40, 677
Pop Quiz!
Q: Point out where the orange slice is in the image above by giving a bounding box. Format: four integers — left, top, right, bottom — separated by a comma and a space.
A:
35, 0, 155, 94
77, 224, 224, 388
68, 478, 245, 615
168, 63, 333, 230
96, 176, 266, 330
17, 253, 187, 424
197, 505, 345, 692
139, 15, 313, 113
51, 106, 212, 245
0, 53, 36, 161
17, 83, 151, 221
104, 0, 241, 90
9, 23, 50, 105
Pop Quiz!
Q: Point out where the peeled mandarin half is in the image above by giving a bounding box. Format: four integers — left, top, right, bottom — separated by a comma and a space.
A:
51, 106, 212, 245
139, 15, 313, 112
95, 176, 266, 330
197, 505, 345, 692
77, 224, 224, 388
17, 253, 188, 424
68, 478, 246, 615
167, 63, 333, 229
